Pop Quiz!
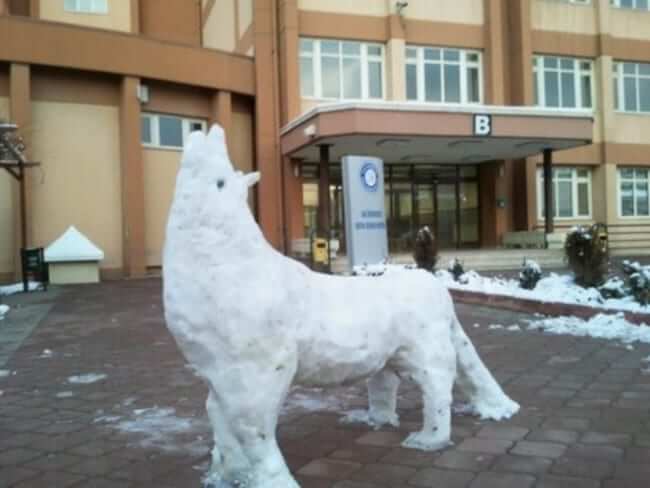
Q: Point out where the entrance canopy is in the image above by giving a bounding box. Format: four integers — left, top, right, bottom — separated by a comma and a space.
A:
280, 102, 593, 163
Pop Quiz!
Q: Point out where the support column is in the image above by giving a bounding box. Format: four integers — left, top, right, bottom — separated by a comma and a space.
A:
0, 0, 8, 16
254, 0, 284, 249
9, 63, 32, 278
130, 0, 140, 33
543, 148, 554, 236
119, 76, 147, 278
318, 145, 330, 238
211, 90, 232, 143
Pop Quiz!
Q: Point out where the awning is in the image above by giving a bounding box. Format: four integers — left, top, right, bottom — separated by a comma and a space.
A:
280, 102, 593, 164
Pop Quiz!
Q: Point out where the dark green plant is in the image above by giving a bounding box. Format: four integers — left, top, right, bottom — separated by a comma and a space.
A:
413, 226, 438, 272
519, 259, 542, 290
622, 260, 650, 306
564, 224, 609, 287
448, 258, 465, 282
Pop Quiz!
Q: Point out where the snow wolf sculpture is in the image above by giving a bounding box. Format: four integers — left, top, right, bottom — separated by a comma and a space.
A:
163, 125, 519, 488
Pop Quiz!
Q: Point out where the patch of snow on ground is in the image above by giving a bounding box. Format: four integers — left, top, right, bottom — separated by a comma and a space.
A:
506, 325, 521, 331
281, 386, 363, 416
39, 349, 53, 358
488, 324, 504, 330
56, 391, 74, 398
0, 304, 9, 320
526, 313, 650, 345
435, 269, 650, 314
0, 370, 10, 378
67, 373, 107, 384
0, 282, 41, 296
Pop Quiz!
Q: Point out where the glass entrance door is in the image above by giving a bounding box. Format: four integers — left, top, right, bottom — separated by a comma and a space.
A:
436, 183, 458, 249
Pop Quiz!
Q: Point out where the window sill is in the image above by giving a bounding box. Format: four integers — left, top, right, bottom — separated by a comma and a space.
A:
613, 110, 650, 117
534, 105, 595, 113
64, 10, 110, 16
142, 145, 182, 152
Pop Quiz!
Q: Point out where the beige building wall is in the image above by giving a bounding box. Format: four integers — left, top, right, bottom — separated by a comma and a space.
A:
38, 0, 132, 32
531, 0, 597, 34
203, 0, 236, 52
298, 0, 387, 16
609, 8, 650, 41
0, 96, 13, 278
30, 101, 123, 272
402, 0, 483, 25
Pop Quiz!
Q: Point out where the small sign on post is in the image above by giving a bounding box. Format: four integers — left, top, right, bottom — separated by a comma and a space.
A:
342, 155, 388, 270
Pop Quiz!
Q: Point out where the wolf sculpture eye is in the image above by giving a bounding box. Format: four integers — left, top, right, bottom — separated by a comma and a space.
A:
216, 179, 225, 189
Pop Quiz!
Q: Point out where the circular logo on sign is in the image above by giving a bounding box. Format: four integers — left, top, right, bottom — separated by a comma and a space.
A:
360, 162, 379, 192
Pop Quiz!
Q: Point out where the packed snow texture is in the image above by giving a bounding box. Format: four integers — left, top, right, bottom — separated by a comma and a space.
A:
0, 282, 41, 296
67, 373, 107, 384
162, 125, 518, 488
0, 304, 9, 320
526, 313, 650, 345
437, 269, 650, 313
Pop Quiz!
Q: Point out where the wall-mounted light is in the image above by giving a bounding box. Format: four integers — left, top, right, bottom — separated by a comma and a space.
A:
395, 1, 408, 16
136, 83, 150, 104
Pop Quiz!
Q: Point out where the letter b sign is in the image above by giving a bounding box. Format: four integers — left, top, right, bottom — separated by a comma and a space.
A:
473, 114, 492, 136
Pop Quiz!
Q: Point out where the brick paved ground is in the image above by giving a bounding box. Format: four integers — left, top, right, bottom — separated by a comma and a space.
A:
1, 279, 650, 488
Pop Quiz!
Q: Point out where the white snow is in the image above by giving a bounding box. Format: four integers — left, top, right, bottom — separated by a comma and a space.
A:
67, 373, 107, 384
39, 349, 53, 358
488, 324, 504, 330
526, 313, 650, 345
436, 269, 650, 314
0, 282, 40, 296
56, 391, 74, 398
0, 370, 10, 378
161, 124, 518, 486
44, 226, 104, 263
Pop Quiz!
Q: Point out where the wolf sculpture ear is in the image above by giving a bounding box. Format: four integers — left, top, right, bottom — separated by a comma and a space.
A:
244, 171, 261, 187
206, 124, 234, 170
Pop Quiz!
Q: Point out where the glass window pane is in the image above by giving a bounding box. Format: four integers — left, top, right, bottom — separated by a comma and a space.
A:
424, 48, 441, 61
577, 169, 589, 178
367, 45, 382, 57
534, 71, 539, 105
544, 57, 558, 69
621, 181, 634, 216
624, 77, 638, 111
406, 64, 418, 100
640, 63, 650, 76
556, 168, 573, 178
467, 67, 480, 103
640, 78, 650, 112
159, 116, 183, 147
581, 74, 592, 108
557, 180, 573, 217
560, 58, 574, 70
466, 52, 479, 63
300, 58, 314, 96
578, 182, 590, 216
141, 116, 151, 144
545, 70, 560, 107
321, 40, 339, 55
368, 61, 382, 98
444, 64, 461, 103
614, 75, 620, 110
64, 0, 76, 10
561, 71, 576, 108
299, 39, 313, 54
620, 168, 634, 179
342, 42, 360, 56
620, 0, 633, 7
79, 0, 91, 11
636, 168, 649, 180
321, 57, 340, 98
424, 63, 441, 102
636, 182, 649, 215
443, 49, 460, 62
639, 0, 649, 8
342, 58, 361, 99
406, 47, 417, 59
623, 62, 636, 75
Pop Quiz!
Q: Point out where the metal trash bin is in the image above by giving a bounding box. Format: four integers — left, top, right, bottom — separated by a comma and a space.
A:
311, 238, 329, 265
20, 247, 48, 292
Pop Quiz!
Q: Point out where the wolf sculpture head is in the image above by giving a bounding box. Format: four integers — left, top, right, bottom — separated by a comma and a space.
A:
173, 124, 260, 229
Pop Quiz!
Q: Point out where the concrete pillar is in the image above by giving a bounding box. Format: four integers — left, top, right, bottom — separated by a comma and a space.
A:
318, 145, 331, 238
254, 0, 285, 250
386, 38, 406, 101
9, 63, 32, 277
211, 90, 232, 143
119, 76, 147, 278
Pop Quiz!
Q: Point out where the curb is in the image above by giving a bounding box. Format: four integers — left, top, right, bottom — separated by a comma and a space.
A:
449, 288, 650, 326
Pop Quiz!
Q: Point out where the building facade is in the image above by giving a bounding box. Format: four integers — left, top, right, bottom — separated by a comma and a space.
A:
0, 0, 649, 281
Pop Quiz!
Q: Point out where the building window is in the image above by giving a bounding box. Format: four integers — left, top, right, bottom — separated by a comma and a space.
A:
405, 46, 482, 104
533, 56, 593, 109
613, 61, 650, 113
64, 0, 109, 14
140, 114, 207, 150
619, 168, 650, 217
299, 38, 384, 100
610, 0, 650, 11
537, 167, 592, 219
554, 0, 591, 4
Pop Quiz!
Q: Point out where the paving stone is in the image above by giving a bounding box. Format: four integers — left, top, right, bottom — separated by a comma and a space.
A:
551, 456, 615, 479
468, 471, 535, 488
0, 466, 38, 486
457, 437, 513, 454
330, 446, 391, 464
536, 475, 600, 488
355, 431, 403, 447
377, 447, 440, 467
511, 441, 566, 459
477, 425, 529, 441
0, 447, 42, 466
526, 429, 579, 444
624, 446, 650, 463
492, 454, 552, 475
22, 452, 84, 471
409, 467, 475, 487
11, 470, 86, 488
580, 432, 632, 446
434, 451, 495, 471
613, 462, 650, 479
298, 458, 362, 480
348, 463, 417, 486
566, 443, 624, 461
